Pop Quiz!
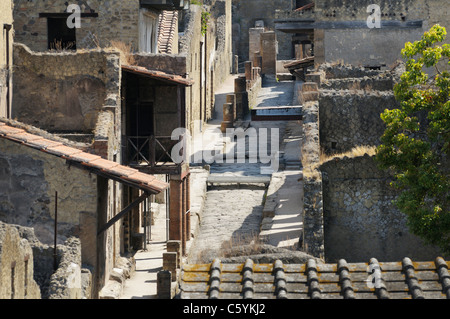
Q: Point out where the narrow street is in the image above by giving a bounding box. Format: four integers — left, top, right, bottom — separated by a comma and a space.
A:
120, 75, 304, 297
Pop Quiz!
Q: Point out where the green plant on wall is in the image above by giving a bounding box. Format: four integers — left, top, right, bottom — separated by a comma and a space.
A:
376, 24, 450, 254
201, 11, 210, 36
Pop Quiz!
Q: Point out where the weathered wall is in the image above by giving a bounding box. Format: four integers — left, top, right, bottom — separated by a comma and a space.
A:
300, 64, 445, 263
321, 155, 443, 263
232, 0, 295, 61
13, 0, 141, 51
0, 0, 13, 119
12, 43, 118, 133
318, 63, 402, 154
314, 0, 450, 67
179, 4, 217, 136
0, 221, 41, 299
0, 136, 122, 296
133, 53, 188, 75
301, 99, 324, 260
319, 91, 398, 154
48, 237, 83, 299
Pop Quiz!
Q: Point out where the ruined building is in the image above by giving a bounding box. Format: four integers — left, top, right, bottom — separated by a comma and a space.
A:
0, 0, 234, 298
233, 0, 449, 69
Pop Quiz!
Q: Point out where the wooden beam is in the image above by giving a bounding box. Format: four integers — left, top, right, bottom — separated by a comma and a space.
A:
98, 192, 149, 235
275, 20, 423, 32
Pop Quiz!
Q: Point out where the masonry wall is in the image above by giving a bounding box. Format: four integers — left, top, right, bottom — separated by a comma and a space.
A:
13, 0, 141, 51
0, 137, 99, 265
179, 4, 220, 136
12, 43, 117, 132
321, 155, 442, 263
232, 0, 295, 62
0, 221, 41, 299
300, 65, 445, 263
0, 0, 13, 119
318, 63, 402, 154
314, 0, 450, 67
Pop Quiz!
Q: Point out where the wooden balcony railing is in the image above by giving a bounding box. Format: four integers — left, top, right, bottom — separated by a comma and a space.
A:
125, 135, 185, 168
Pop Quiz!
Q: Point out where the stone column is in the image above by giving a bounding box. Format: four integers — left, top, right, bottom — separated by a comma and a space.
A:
260, 31, 277, 76
157, 270, 172, 299
245, 61, 253, 81
234, 76, 248, 119
221, 103, 234, 133
226, 94, 236, 122
185, 174, 191, 242
249, 27, 264, 64
169, 176, 183, 251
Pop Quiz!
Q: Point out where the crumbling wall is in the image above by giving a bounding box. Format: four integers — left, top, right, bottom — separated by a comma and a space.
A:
318, 63, 401, 154
1, 221, 92, 299
48, 237, 84, 299
13, 0, 141, 51
0, 222, 41, 299
319, 91, 398, 154
0, 137, 99, 265
301, 99, 324, 260
232, 0, 295, 61
314, 0, 450, 67
300, 64, 444, 263
321, 155, 442, 262
12, 43, 113, 132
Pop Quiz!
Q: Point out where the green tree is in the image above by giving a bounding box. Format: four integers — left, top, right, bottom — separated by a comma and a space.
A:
376, 25, 450, 253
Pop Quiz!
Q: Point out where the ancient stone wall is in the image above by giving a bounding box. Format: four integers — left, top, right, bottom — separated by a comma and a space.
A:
12, 43, 119, 133
300, 99, 324, 259
133, 53, 188, 75
318, 63, 401, 154
13, 0, 141, 51
314, 0, 450, 67
321, 155, 443, 262
0, 222, 41, 299
48, 237, 84, 299
300, 64, 445, 263
0, 221, 93, 299
0, 137, 99, 263
232, 0, 295, 62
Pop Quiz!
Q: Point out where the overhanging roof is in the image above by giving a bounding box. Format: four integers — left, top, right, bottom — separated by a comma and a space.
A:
0, 122, 168, 194
122, 64, 194, 86
180, 257, 450, 299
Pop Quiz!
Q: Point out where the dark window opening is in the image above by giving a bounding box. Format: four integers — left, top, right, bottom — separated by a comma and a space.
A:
47, 17, 76, 50
296, 0, 312, 9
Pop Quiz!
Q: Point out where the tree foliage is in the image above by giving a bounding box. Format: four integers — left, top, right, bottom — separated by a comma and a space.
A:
376, 25, 450, 253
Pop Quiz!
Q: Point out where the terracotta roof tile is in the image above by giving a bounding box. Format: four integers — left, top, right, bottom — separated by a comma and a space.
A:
106, 165, 140, 178
66, 152, 102, 163
85, 158, 120, 171
180, 257, 450, 299
122, 65, 194, 86
0, 126, 25, 136
45, 145, 84, 157
25, 139, 64, 150
3, 132, 45, 143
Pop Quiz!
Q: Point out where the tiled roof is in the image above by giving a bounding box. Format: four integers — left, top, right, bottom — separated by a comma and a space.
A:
122, 64, 194, 86
179, 257, 450, 299
158, 10, 178, 54
0, 123, 168, 194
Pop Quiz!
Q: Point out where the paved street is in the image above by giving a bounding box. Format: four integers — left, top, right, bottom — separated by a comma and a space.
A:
120, 74, 304, 297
